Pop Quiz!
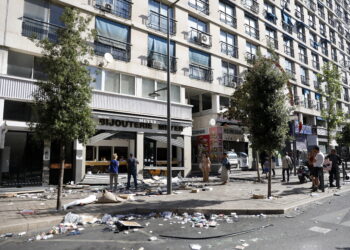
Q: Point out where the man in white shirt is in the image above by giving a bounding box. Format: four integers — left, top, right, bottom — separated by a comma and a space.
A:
312, 146, 324, 192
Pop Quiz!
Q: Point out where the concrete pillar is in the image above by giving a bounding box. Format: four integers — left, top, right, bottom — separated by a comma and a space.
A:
0, 98, 4, 185
136, 132, 144, 178
212, 94, 220, 113
73, 140, 85, 184
184, 135, 191, 177
42, 140, 50, 186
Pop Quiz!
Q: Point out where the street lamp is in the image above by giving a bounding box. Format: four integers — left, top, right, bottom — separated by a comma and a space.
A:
149, 0, 180, 195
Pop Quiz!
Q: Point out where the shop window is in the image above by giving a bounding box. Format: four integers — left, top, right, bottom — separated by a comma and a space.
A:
202, 93, 212, 111
98, 146, 112, 161
85, 146, 96, 161
3, 100, 37, 122
190, 95, 200, 113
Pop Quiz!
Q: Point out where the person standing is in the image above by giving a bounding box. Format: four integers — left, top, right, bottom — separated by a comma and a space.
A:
282, 152, 293, 182
221, 153, 230, 185
109, 153, 119, 192
127, 153, 139, 190
326, 149, 342, 189
311, 146, 324, 192
201, 153, 211, 182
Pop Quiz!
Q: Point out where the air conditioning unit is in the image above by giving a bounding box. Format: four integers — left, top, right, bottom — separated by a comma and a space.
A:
199, 33, 211, 46
100, 3, 112, 12
152, 60, 165, 69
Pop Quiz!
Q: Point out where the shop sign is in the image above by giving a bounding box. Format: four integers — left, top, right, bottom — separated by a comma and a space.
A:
209, 127, 223, 163
317, 127, 327, 136
294, 121, 312, 135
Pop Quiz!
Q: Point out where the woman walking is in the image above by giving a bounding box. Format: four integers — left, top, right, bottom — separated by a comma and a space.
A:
109, 153, 119, 192
201, 153, 211, 182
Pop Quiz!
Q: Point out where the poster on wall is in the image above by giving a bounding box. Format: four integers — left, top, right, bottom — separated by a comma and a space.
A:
196, 135, 210, 162
209, 127, 223, 163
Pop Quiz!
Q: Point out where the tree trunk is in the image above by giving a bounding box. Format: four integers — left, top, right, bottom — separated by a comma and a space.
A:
256, 151, 261, 182
267, 153, 272, 198
56, 142, 65, 211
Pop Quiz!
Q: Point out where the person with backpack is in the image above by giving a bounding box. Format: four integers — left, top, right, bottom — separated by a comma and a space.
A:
221, 152, 230, 185
127, 153, 139, 190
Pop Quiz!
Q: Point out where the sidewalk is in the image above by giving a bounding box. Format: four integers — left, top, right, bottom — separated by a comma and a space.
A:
0, 168, 349, 234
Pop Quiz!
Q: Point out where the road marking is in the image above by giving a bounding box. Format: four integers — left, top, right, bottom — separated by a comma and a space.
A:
313, 208, 350, 225
309, 226, 331, 234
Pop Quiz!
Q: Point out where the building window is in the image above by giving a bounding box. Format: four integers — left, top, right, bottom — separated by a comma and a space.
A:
22, 0, 64, 42
329, 29, 336, 44
4, 100, 37, 122
311, 53, 320, 70
318, 2, 325, 19
283, 35, 294, 57
188, 16, 211, 47
221, 61, 239, 88
295, 4, 304, 21
296, 24, 306, 42
87, 66, 102, 90
308, 12, 316, 30
311, 71, 320, 89
141, 78, 180, 102
300, 67, 309, 85
298, 45, 308, 64
344, 87, 349, 101
331, 47, 337, 61
319, 22, 326, 37
7, 51, 46, 80
189, 48, 212, 82
310, 32, 319, 50
320, 39, 328, 56
266, 26, 278, 49
281, 11, 293, 34
284, 58, 295, 78
94, 0, 132, 19
339, 36, 345, 51
219, 96, 230, 110
148, 0, 175, 35
188, 0, 209, 15
246, 42, 257, 63
219, 1, 237, 28
264, 2, 277, 23
220, 31, 238, 58
244, 15, 259, 40
147, 34, 176, 72
241, 0, 259, 14
94, 17, 131, 62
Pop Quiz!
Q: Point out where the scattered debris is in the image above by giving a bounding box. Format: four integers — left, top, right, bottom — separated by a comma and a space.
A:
333, 193, 341, 196
63, 195, 97, 210
189, 244, 202, 250
19, 209, 36, 215
191, 189, 200, 193
252, 194, 265, 199
148, 236, 158, 241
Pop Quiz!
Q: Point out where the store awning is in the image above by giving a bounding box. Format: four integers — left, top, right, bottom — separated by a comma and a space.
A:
145, 135, 184, 148
88, 132, 118, 145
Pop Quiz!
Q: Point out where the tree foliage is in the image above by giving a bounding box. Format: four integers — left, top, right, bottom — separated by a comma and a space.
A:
337, 123, 350, 146
317, 62, 344, 148
30, 7, 95, 145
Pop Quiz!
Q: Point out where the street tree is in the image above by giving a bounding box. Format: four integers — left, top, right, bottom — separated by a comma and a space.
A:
29, 8, 95, 210
318, 62, 344, 150
226, 53, 290, 197
337, 123, 350, 146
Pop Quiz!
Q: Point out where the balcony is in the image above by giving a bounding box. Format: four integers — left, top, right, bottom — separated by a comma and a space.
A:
220, 41, 238, 58
94, 0, 132, 19
189, 0, 209, 15
309, 1, 316, 11
294, 96, 304, 106
219, 10, 237, 28
265, 11, 277, 24
266, 36, 278, 49
312, 60, 320, 70
22, 16, 62, 42
314, 80, 321, 89
189, 63, 213, 82
282, 21, 293, 34
94, 35, 131, 62
147, 11, 176, 35
189, 28, 212, 47
284, 45, 294, 57
245, 52, 256, 64
301, 75, 309, 85
308, 20, 316, 30
318, 10, 325, 19
295, 10, 304, 21
297, 31, 306, 42
221, 74, 242, 88
285, 68, 296, 79
245, 24, 259, 40
299, 53, 308, 64
147, 51, 177, 73
241, 0, 259, 14
310, 39, 319, 50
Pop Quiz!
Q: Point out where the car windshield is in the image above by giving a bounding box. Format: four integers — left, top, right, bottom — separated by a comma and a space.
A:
227, 153, 237, 159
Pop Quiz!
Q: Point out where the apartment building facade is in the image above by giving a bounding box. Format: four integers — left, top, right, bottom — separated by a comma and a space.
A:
0, 0, 348, 186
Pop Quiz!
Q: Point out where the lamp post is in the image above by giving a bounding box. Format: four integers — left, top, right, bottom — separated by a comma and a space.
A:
290, 114, 298, 176
149, 0, 179, 195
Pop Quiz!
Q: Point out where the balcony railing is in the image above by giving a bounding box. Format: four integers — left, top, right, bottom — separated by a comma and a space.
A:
94, 0, 132, 19
282, 21, 293, 34
219, 10, 237, 28
22, 16, 62, 42
94, 35, 131, 62
147, 11, 176, 35
221, 74, 242, 88
189, 0, 209, 15
299, 53, 308, 64
241, 0, 259, 14
147, 51, 177, 72
266, 36, 278, 49
189, 28, 212, 47
285, 68, 296, 79
189, 63, 213, 82
246, 52, 256, 64
284, 45, 294, 57
301, 75, 309, 85
220, 41, 238, 58
244, 24, 259, 40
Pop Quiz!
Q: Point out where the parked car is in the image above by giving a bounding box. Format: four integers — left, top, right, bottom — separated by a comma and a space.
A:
237, 152, 249, 170
226, 151, 239, 170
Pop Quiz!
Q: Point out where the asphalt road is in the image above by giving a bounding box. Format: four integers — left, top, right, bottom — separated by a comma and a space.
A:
1, 190, 350, 250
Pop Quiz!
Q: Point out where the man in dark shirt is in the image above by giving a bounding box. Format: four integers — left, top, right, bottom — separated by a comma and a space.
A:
127, 154, 139, 190
326, 149, 342, 189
